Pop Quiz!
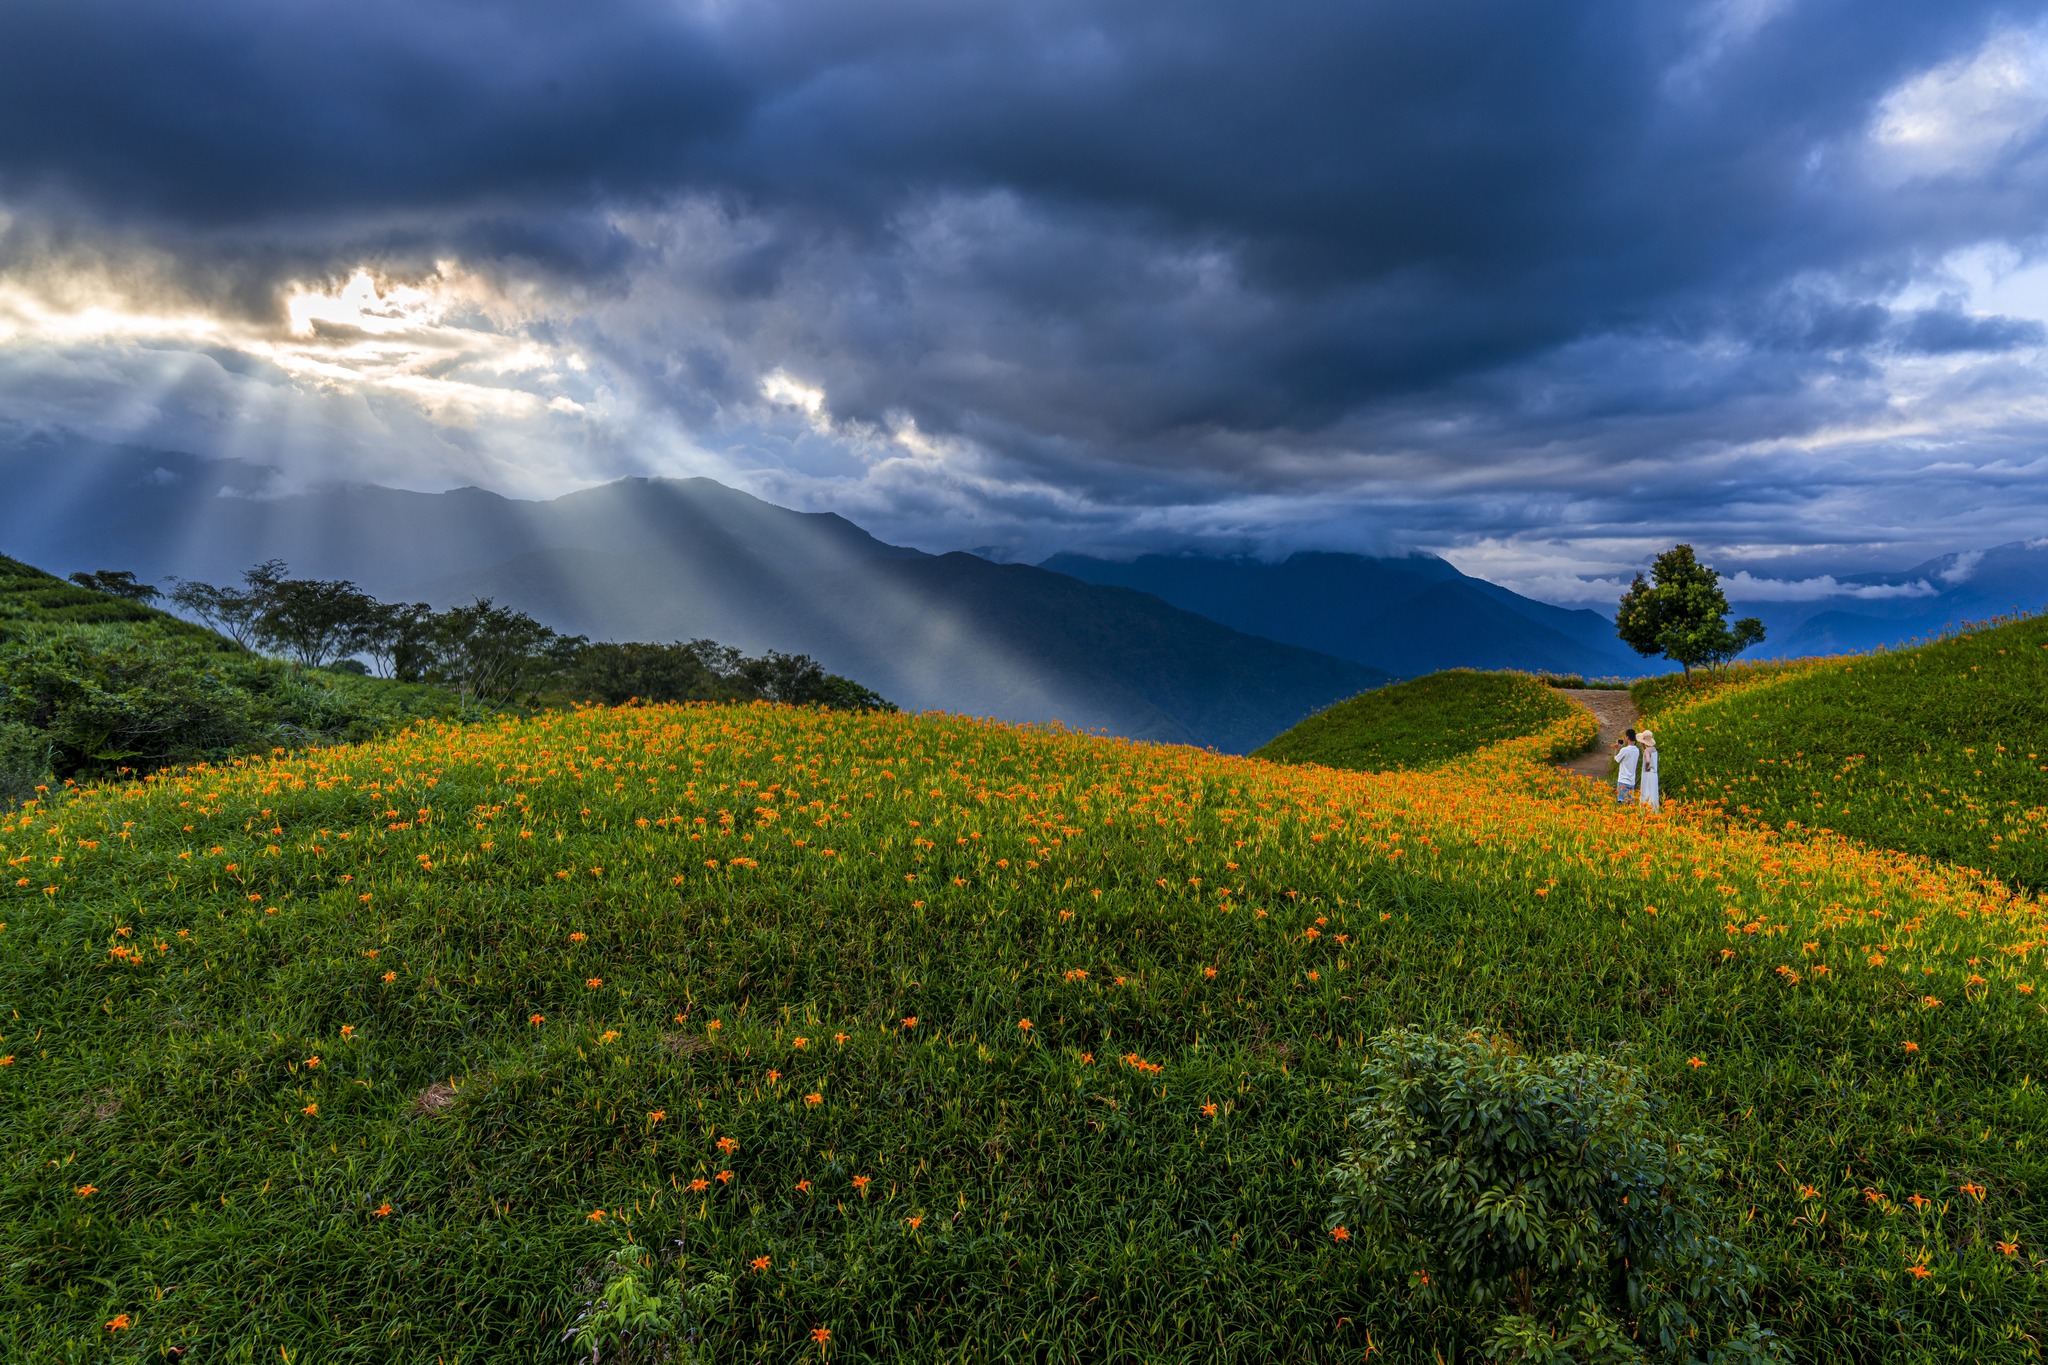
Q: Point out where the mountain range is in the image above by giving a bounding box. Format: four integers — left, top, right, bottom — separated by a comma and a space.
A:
0, 439, 1383, 752
1041, 551, 1645, 678
8, 433, 2039, 748
1735, 541, 2048, 656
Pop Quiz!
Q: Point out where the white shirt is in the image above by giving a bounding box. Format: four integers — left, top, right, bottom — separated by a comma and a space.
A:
1615, 744, 1640, 786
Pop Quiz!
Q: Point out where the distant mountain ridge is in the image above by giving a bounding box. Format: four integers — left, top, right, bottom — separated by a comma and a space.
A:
1040, 550, 1646, 679
1738, 540, 2048, 656
0, 439, 1384, 752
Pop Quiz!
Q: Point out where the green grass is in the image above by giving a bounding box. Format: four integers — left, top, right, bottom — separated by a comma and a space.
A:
0, 553, 223, 641
4, 702, 2044, 1361
1636, 614, 2048, 889
1254, 669, 1585, 772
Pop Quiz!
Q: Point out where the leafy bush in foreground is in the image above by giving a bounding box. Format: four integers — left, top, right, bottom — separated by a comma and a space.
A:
1256, 669, 1585, 772
1331, 1028, 1778, 1363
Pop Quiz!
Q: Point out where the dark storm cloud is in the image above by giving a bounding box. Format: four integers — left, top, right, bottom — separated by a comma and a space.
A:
1897, 308, 2048, 353
1, 0, 2046, 579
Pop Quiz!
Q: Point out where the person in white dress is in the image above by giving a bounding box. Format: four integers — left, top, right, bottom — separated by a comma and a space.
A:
1638, 729, 1660, 812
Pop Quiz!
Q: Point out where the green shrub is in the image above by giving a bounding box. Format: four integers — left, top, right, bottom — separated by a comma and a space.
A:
0, 719, 50, 809
1329, 1028, 1779, 1363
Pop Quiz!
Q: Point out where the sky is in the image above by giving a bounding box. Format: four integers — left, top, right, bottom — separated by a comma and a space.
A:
0, 0, 2045, 605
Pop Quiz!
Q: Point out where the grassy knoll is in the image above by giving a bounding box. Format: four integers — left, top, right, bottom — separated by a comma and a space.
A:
1636, 613, 2048, 889
3, 702, 2045, 1361
1254, 668, 1586, 772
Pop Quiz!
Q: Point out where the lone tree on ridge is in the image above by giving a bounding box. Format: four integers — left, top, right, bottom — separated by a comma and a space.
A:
1615, 544, 1765, 675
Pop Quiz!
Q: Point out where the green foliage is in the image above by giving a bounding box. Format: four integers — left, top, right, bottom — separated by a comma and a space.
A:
1616, 547, 1765, 675
1330, 1029, 1777, 1363
0, 627, 459, 780
569, 1244, 688, 1363
0, 719, 51, 809
256, 575, 383, 669
0, 554, 211, 636
65, 570, 161, 603
1255, 670, 1582, 772
556, 642, 754, 707
1638, 613, 2048, 888
1, 703, 2044, 1361
677, 640, 896, 711
428, 597, 578, 705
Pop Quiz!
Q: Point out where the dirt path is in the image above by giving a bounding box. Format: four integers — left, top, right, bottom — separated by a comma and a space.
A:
1554, 688, 1640, 780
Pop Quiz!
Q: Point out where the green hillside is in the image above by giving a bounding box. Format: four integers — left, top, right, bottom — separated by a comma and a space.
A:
1253, 669, 1584, 771
5, 700, 2043, 1360
0, 555, 456, 803
1636, 613, 2048, 888
0, 554, 224, 639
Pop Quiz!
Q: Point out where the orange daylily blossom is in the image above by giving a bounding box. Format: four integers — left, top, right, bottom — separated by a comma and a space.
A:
106, 1315, 131, 1331
374, 1202, 392, 1217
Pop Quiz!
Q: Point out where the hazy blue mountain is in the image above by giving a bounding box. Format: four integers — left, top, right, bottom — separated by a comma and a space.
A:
1743, 540, 2048, 656
0, 439, 1383, 752
1040, 550, 1645, 678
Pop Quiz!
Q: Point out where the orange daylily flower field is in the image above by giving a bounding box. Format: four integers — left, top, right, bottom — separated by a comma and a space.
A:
2, 693, 2045, 1359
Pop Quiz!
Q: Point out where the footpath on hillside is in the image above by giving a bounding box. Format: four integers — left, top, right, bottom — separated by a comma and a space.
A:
1554, 688, 1639, 781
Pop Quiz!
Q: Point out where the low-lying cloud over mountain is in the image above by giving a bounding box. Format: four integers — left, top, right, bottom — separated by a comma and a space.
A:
1, 0, 2046, 594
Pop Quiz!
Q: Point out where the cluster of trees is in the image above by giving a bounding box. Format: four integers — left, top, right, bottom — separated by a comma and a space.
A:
147, 562, 893, 710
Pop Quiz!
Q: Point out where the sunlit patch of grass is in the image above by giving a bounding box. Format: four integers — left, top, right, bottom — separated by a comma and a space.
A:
1255, 669, 1589, 772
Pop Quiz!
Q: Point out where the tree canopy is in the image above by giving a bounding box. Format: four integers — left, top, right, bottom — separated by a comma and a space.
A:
1616, 545, 1765, 674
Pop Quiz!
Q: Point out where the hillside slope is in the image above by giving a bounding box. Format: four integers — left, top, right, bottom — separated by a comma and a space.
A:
1254, 669, 1589, 772
3, 701, 2040, 1359
0, 554, 455, 794
1636, 613, 2048, 888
